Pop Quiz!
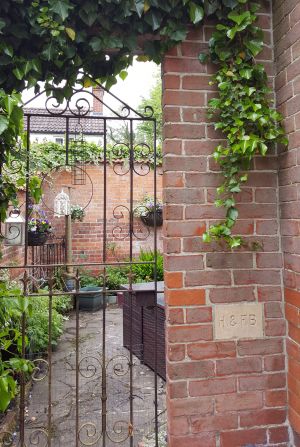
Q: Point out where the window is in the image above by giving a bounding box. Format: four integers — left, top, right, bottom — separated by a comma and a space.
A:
55, 137, 64, 145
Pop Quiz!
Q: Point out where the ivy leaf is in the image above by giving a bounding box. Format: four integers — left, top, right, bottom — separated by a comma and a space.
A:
13, 67, 23, 80
119, 70, 128, 81
202, 232, 211, 243
227, 207, 238, 221
144, 10, 162, 30
228, 10, 250, 26
239, 68, 252, 79
65, 27, 76, 40
134, 0, 144, 17
89, 37, 102, 52
245, 39, 263, 56
229, 237, 242, 248
29, 176, 42, 204
0, 18, 6, 32
188, 2, 204, 24
199, 53, 208, 63
144, 0, 151, 13
0, 115, 9, 134
49, 0, 73, 21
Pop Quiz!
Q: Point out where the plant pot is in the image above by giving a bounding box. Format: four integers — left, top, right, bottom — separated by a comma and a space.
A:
76, 286, 104, 312
28, 232, 48, 246
140, 210, 163, 227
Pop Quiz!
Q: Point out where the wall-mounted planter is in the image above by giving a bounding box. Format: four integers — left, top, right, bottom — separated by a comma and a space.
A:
28, 232, 48, 246
141, 210, 163, 227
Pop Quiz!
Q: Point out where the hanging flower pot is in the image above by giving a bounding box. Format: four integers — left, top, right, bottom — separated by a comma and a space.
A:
27, 208, 52, 246
140, 209, 163, 227
135, 195, 163, 228
28, 231, 48, 246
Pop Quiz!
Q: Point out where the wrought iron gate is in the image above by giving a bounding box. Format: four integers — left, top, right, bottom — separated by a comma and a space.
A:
0, 84, 165, 446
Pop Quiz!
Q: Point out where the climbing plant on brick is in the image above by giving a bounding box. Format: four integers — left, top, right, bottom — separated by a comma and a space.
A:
0, 0, 286, 248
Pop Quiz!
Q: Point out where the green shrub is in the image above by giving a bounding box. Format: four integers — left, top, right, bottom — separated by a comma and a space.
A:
79, 270, 100, 287
26, 295, 65, 355
53, 294, 73, 314
101, 267, 128, 291
131, 250, 164, 282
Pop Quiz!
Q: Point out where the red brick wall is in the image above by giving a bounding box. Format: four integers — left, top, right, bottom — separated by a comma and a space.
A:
163, 2, 289, 445
274, 0, 300, 443
42, 164, 163, 267
1, 164, 162, 274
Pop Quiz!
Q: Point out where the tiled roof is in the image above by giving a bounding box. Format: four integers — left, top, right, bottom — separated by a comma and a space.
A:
23, 108, 104, 135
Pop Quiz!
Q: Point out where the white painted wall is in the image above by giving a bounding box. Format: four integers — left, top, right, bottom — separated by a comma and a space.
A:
30, 133, 103, 145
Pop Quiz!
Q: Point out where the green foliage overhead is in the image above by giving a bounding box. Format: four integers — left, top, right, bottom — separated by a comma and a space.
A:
0, 0, 287, 247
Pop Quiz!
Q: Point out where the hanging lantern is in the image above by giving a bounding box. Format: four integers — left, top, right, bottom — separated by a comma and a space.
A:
4, 209, 25, 246
54, 190, 71, 217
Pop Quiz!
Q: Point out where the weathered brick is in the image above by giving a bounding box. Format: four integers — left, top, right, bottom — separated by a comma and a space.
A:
216, 357, 262, 376
168, 360, 215, 380
191, 413, 238, 433
209, 287, 255, 303
187, 341, 236, 361
186, 306, 212, 323
240, 408, 286, 428
189, 377, 236, 397
238, 373, 286, 391
166, 288, 206, 306
220, 428, 267, 447
168, 324, 212, 343
216, 392, 263, 412
237, 339, 284, 356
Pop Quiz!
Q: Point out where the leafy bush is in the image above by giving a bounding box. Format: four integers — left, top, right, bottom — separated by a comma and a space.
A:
0, 280, 72, 412
0, 281, 33, 412
102, 267, 128, 291
26, 294, 70, 354
79, 271, 100, 287
131, 250, 164, 282
97, 250, 164, 289
53, 294, 73, 314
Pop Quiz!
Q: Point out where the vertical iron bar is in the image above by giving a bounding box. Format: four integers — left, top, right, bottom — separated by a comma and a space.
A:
24, 116, 30, 266
75, 273, 80, 447
153, 119, 158, 447
66, 117, 69, 165
48, 274, 53, 445
20, 116, 31, 446
102, 119, 107, 447
129, 119, 134, 447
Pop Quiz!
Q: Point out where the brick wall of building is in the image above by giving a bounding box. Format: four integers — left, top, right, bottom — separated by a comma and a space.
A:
274, 0, 300, 443
1, 164, 163, 275
162, 1, 289, 445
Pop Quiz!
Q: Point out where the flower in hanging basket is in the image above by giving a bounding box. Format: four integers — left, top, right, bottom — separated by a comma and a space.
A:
135, 195, 163, 227
27, 208, 52, 245
71, 204, 85, 222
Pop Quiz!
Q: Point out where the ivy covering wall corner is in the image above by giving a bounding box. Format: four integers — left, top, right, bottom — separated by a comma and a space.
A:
0, 0, 287, 248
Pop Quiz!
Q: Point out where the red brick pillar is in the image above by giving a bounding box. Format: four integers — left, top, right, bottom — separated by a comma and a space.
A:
162, 7, 288, 447
274, 0, 300, 444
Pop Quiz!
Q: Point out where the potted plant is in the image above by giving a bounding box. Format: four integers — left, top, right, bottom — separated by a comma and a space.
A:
28, 208, 52, 246
71, 204, 85, 222
135, 195, 163, 227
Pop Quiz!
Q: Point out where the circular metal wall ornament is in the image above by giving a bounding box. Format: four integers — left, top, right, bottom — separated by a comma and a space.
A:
40, 165, 93, 216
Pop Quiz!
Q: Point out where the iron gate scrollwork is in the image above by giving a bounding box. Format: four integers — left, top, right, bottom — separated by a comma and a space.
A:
0, 83, 165, 447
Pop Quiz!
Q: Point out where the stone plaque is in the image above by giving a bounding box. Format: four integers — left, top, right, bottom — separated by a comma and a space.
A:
214, 303, 263, 340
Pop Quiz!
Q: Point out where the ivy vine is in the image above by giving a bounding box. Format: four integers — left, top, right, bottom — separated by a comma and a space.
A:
201, 2, 287, 247
0, 0, 287, 248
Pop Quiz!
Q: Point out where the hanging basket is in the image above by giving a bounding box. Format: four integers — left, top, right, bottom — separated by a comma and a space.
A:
28, 232, 48, 246
140, 210, 163, 227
